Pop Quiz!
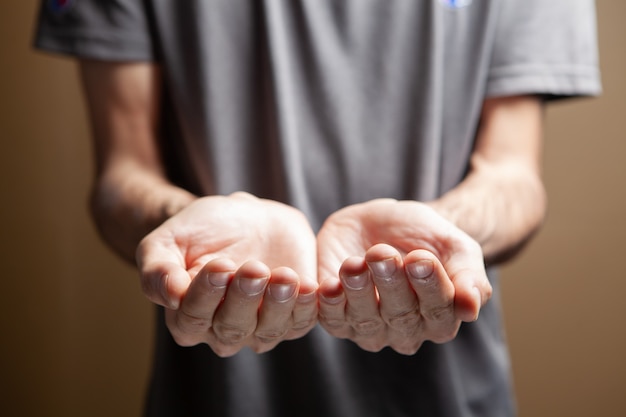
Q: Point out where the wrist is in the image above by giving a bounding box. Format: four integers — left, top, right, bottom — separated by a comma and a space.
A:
90, 168, 196, 263
426, 169, 547, 265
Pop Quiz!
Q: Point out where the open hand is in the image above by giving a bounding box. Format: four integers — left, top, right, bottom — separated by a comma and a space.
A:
316, 199, 491, 354
136, 192, 318, 356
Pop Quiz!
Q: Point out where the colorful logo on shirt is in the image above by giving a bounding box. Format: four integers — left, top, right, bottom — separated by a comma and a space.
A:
439, 0, 473, 8
48, 0, 74, 14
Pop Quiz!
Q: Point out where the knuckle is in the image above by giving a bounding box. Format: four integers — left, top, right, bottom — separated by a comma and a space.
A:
386, 310, 422, 330
212, 323, 252, 345
166, 315, 204, 347
254, 329, 289, 344
292, 318, 316, 331
176, 311, 211, 333
319, 315, 345, 330
319, 320, 351, 338
422, 303, 454, 322
350, 319, 384, 336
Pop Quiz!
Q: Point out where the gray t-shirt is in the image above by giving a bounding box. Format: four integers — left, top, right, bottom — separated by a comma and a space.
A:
36, 1, 601, 416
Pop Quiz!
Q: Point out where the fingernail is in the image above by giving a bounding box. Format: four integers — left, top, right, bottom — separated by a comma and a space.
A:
297, 290, 316, 303
238, 277, 268, 295
343, 273, 368, 290
208, 271, 231, 288
161, 273, 179, 310
369, 258, 397, 279
407, 260, 434, 280
472, 287, 482, 321
321, 293, 345, 305
269, 283, 297, 302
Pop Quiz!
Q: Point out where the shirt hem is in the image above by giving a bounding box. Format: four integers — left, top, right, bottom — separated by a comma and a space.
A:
486, 64, 602, 99
34, 29, 155, 62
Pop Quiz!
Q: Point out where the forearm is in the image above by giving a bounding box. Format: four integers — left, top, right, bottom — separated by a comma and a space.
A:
428, 161, 546, 265
90, 160, 196, 263
428, 95, 546, 265
79, 60, 197, 263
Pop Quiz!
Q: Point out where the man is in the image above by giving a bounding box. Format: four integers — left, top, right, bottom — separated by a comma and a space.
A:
36, 0, 600, 415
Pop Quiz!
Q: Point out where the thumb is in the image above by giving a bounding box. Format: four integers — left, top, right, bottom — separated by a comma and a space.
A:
136, 238, 191, 310
445, 242, 492, 322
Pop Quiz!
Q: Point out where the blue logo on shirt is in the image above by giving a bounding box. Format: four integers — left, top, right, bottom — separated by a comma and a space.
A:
439, 0, 473, 8
48, 0, 74, 14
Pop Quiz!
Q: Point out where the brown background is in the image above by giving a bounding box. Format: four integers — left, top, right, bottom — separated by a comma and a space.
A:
1, 2, 624, 416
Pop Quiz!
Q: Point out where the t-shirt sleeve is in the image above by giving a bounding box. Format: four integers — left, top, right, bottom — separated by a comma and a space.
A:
486, 0, 601, 99
34, 0, 155, 61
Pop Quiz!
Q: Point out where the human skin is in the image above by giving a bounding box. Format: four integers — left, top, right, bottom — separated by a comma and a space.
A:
316, 95, 546, 353
136, 193, 319, 356
316, 201, 488, 354
80, 60, 545, 356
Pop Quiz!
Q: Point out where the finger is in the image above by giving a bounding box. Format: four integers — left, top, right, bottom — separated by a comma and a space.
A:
174, 258, 236, 340
365, 244, 421, 333
136, 236, 190, 309
405, 250, 458, 343
287, 280, 318, 338
339, 256, 385, 339
253, 267, 299, 349
442, 238, 492, 322
318, 277, 351, 338
212, 260, 270, 346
